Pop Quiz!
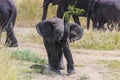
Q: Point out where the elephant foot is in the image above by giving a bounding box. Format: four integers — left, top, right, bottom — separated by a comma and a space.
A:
60, 64, 65, 70
67, 65, 75, 75
50, 68, 61, 75
8, 43, 18, 47
49, 65, 61, 75
5, 42, 18, 47
67, 68, 75, 74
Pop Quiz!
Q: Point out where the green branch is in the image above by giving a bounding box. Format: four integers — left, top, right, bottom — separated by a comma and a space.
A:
64, 5, 85, 23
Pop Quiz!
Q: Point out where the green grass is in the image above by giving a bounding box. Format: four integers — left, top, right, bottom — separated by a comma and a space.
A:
11, 49, 46, 64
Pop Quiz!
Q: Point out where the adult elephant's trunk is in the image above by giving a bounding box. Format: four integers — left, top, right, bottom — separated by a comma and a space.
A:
61, 19, 69, 43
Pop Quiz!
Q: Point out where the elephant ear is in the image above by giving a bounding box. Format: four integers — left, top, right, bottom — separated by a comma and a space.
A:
36, 21, 54, 43
68, 23, 84, 42
36, 17, 64, 43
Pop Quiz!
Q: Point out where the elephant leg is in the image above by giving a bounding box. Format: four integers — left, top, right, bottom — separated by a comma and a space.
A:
91, 16, 98, 31
11, 8, 17, 27
0, 9, 10, 31
43, 40, 61, 74
42, 2, 50, 20
118, 23, 120, 32
63, 43, 75, 74
43, 40, 53, 68
57, 0, 67, 18
72, 15, 81, 26
58, 48, 65, 70
5, 22, 18, 47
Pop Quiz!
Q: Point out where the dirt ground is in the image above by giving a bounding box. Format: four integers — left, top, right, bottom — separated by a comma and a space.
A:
11, 28, 120, 80
17, 42, 120, 80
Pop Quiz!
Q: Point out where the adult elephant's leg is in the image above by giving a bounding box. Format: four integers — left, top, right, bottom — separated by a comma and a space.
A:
57, 0, 67, 18
5, 22, 18, 47
1, 6, 18, 47
11, 7, 17, 27
92, 17, 98, 31
63, 43, 75, 74
0, 8, 10, 31
43, 40, 61, 74
72, 15, 81, 25
42, 1, 50, 20
98, 21, 106, 31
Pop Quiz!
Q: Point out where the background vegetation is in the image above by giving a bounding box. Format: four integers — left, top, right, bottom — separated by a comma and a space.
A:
15, 0, 57, 27
0, 49, 18, 80
0, 0, 120, 80
14, 0, 120, 50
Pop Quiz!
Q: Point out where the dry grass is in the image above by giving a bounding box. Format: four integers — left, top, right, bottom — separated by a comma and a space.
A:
15, 0, 57, 27
14, 27, 120, 50
14, 0, 120, 50
0, 49, 18, 80
70, 30, 120, 50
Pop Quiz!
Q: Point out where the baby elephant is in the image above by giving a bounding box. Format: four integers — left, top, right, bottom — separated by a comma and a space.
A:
36, 17, 83, 74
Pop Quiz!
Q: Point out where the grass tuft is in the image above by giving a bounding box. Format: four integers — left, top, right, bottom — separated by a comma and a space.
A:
11, 49, 46, 64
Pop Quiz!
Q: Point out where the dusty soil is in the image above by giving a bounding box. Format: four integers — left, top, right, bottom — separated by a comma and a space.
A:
11, 28, 120, 80
17, 42, 120, 80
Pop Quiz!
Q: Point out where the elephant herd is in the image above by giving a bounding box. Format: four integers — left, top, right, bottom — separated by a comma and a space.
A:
1, 0, 120, 75
42, 0, 120, 31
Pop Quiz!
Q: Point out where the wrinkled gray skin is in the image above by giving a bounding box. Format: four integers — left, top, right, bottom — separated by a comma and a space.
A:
0, 0, 18, 47
36, 17, 83, 74
42, 0, 91, 26
87, 0, 120, 31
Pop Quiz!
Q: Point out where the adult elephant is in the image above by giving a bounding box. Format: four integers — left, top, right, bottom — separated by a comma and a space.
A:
42, 0, 90, 26
87, 0, 120, 31
0, 0, 18, 47
36, 17, 83, 74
